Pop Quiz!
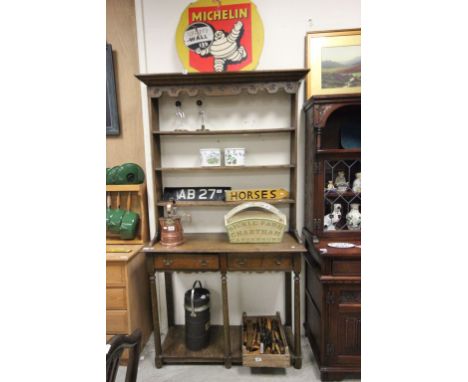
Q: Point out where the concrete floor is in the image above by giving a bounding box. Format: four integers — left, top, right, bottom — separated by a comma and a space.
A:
116, 334, 360, 382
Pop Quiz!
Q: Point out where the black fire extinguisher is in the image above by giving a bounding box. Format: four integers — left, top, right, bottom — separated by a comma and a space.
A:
184, 280, 210, 351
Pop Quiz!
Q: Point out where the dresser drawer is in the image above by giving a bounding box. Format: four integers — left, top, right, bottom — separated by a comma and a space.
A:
106, 287, 127, 310
106, 263, 126, 285
228, 254, 292, 271
332, 260, 361, 276
154, 254, 219, 270
106, 310, 129, 333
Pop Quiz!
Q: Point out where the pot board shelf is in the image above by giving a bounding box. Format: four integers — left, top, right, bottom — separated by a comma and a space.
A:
159, 322, 295, 367
161, 325, 242, 364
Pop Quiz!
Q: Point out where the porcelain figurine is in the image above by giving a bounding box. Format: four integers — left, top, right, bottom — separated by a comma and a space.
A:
324, 203, 342, 231
335, 170, 348, 192
326, 180, 336, 191
352, 172, 361, 193
346, 203, 361, 231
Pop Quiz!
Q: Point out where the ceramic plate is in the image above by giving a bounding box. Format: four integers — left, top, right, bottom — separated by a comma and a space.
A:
328, 242, 355, 249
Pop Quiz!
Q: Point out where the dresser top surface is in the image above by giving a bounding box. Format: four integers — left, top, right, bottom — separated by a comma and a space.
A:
106, 244, 143, 262
314, 238, 361, 257
145, 232, 305, 254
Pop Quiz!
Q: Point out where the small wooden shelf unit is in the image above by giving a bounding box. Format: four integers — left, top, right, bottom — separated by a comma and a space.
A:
106, 184, 149, 245
137, 69, 308, 370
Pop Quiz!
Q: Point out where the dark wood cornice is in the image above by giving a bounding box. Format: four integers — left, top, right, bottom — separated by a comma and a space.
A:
136, 69, 309, 87
303, 93, 361, 112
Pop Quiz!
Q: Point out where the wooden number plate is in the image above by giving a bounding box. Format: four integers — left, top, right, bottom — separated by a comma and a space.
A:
225, 188, 288, 202
163, 187, 231, 201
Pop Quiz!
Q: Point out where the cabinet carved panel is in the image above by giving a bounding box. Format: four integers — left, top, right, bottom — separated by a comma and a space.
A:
343, 316, 361, 354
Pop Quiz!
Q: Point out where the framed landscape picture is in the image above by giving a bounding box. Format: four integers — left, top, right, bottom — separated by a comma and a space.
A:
306, 29, 361, 98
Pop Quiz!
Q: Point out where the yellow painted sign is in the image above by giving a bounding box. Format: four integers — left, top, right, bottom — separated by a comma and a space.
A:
175, 0, 264, 72
225, 188, 288, 202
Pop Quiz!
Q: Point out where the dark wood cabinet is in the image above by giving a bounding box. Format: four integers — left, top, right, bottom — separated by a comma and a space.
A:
303, 94, 361, 381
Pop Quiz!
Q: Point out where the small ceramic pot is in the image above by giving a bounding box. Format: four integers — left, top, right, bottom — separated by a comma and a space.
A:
200, 148, 221, 166
106, 207, 112, 227
120, 211, 140, 240
346, 203, 361, 231
115, 163, 145, 184
224, 148, 245, 166
106, 166, 120, 185
108, 208, 126, 234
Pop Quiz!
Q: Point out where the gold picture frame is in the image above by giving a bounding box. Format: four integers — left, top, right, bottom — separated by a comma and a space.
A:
305, 29, 361, 98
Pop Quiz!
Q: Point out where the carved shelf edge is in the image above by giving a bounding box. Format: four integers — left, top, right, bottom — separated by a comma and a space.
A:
147, 82, 300, 98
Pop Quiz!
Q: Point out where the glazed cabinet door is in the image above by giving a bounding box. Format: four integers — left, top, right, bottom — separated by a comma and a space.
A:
320, 157, 361, 238
325, 285, 361, 365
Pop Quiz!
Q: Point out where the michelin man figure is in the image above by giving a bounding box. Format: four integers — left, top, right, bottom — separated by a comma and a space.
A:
195, 21, 247, 72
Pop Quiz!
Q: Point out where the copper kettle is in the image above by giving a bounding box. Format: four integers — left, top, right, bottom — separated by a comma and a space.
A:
159, 200, 183, 246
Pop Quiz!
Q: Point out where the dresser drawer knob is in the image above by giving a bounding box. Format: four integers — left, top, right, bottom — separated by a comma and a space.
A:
163, 258, 173, 266
236, 259, 246, 266
200, 259, 209, 267
275, 259, 282, 266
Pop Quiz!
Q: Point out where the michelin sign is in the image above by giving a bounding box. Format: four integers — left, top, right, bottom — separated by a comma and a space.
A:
176, 0, 264, 72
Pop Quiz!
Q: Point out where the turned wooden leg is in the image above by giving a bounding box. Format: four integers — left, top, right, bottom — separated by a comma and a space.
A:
164, 272, 174, 327
285, 272, 292, 327
149, 272, 163, 368
221, 272, 232, 368
293, 271, 302, 369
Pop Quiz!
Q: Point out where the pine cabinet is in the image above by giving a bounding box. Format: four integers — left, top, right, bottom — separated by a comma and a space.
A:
106, 245, 152, 363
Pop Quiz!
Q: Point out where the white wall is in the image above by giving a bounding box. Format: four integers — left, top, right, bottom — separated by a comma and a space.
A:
135, 0, 360, 331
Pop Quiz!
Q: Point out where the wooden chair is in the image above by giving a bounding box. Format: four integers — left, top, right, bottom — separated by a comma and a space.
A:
106, 329, 142, 382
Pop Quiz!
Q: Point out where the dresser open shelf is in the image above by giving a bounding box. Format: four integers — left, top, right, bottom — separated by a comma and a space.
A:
153, 127, 295, 135
155, 164, 294, 172
156, 199, 295, 207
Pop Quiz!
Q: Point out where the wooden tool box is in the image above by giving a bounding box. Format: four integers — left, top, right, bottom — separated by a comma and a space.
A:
242, 312, 290, 368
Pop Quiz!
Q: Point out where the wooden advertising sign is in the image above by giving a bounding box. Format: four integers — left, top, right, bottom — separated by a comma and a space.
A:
176, 0, 264, 72
225, 188, 288, 202
164, 187, 231, 201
